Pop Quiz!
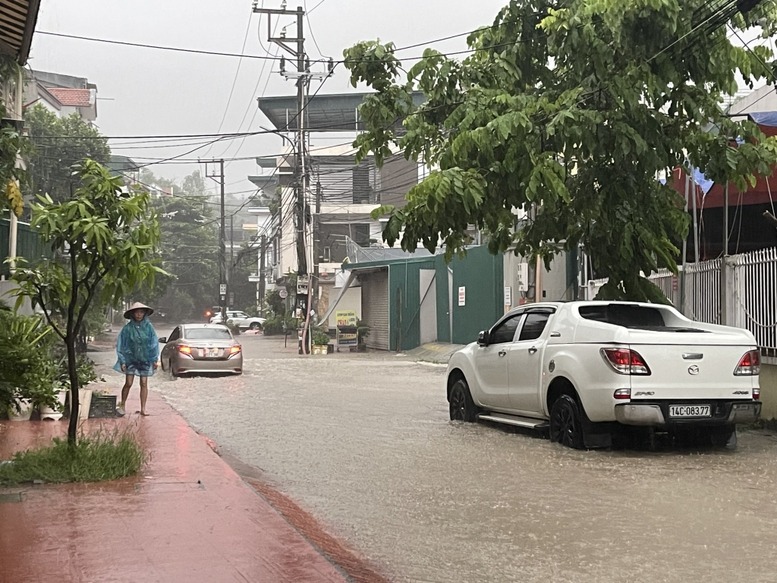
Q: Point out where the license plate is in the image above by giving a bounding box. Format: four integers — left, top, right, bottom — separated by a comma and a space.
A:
207, 348, 220, 358
669, 404, 711, 418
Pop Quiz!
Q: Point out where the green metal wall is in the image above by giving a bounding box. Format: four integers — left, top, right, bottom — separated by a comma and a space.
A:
384, 246, 503, 351
442, 246, 503, 345
0, 218, 49, 278
388, 257, 436, 351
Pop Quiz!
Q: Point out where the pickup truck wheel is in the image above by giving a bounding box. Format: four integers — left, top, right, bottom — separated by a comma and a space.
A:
249, 322, 261, 330
708, 424, 736, 447
549, 394, 585, 449
449, 379, 477, 422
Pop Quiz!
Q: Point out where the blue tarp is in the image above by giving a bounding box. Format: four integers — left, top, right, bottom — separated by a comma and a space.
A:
749, 111, 777, 127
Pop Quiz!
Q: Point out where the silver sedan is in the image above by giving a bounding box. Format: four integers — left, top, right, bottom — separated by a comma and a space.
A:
159, 323, 243, 376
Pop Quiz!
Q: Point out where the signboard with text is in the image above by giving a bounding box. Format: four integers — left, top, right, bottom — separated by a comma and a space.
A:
336, 310, 358, 349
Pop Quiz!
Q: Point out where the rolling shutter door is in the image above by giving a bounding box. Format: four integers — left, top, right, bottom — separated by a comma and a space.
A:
362, 269, 389, 350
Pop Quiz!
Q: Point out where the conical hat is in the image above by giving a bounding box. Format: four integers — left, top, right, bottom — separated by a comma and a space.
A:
123, 301, 154, 319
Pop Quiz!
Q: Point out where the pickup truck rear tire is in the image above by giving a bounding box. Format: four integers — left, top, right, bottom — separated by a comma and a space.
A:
549, 394, 585, 449
708, 424, 736, 447
249, 322, 261, 330
449, 379, 478, 422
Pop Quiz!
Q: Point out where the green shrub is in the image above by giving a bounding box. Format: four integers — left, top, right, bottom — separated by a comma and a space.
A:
262, 314, 297, 336
55, 352, 97, 389
0, 311, 60, 413
312, 329, 331, 345
0, 427, 146, 485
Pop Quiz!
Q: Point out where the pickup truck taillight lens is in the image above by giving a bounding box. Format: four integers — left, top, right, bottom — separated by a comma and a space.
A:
734, 350, 760, 376
601, 348, 651, 375
753, 388, 761, 400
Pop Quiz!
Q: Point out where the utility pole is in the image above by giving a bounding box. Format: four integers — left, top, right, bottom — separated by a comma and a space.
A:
253, 3, 331, 353
229, 213, 235, 308
253, 4, 308, 275
204, 159, 227, 321
313, 180, 321, 305
259, 234, 267, 316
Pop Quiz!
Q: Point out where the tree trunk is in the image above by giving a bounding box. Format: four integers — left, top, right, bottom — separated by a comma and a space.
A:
65, 335, 80, 445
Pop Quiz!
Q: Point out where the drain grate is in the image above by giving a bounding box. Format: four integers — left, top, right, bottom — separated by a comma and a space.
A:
0, 492, 23, 503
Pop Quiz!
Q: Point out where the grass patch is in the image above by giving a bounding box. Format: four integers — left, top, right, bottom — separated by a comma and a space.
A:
0, 428, 146, 486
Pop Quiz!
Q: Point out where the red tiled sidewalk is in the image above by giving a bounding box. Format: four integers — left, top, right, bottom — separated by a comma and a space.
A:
0, 389, 349, 583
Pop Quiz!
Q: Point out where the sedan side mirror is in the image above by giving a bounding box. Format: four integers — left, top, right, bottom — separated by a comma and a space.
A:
158, 337, 167, 343
477, 330, 489, 346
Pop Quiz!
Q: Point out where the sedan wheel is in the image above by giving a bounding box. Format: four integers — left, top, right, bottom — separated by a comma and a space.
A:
549, 394, 585, 449
449, 378, 477, 422
169, 359, 178, 378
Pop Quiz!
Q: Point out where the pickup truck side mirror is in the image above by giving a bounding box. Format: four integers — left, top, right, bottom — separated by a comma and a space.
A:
158, 337, 167, 343
477, 330, 489, 346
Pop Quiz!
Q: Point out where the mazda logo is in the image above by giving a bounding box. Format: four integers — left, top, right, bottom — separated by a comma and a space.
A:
688, 365, 700, 375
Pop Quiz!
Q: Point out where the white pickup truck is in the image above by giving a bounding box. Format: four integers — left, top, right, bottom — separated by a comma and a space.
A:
446, 301, 761, 449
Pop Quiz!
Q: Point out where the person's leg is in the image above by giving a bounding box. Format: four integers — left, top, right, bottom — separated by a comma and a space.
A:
138, 376, 149, 416
118, 374, 134, 415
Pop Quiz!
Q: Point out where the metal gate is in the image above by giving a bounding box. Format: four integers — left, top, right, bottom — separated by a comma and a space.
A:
361, 269, 389, 350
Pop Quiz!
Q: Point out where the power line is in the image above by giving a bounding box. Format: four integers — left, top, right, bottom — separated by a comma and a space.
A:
36, 30, 280, 61
202, 9, 256, 160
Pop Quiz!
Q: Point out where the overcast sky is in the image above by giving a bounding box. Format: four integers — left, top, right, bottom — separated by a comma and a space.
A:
29, 1, 509, 196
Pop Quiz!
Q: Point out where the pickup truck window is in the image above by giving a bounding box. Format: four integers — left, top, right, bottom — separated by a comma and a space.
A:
579, 304, 665, 329
518, 312, 550, 341
491, 314, 522, 344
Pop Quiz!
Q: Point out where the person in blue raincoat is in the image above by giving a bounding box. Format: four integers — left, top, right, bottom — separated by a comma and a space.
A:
113, 302, 159, 416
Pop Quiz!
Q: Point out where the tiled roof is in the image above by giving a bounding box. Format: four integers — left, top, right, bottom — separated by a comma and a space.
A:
47, 88, 93, 107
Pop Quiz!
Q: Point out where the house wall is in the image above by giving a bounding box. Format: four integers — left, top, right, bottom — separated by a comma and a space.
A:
379, 155, 418, 207
323, 285, 362, 330
759, 364, 777, 421
278, 186, 296, 280
0, 281, 34, 314
503, 252, 573, 306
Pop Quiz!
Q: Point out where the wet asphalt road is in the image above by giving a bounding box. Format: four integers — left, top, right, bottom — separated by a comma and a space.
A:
108, 332, 777, 583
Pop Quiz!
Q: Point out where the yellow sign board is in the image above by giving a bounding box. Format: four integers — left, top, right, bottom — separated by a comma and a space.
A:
335, 310, 358, 328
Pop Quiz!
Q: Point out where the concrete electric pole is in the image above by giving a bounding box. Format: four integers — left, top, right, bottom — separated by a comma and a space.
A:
252, 3, 331, 353
203, 159, 227, 321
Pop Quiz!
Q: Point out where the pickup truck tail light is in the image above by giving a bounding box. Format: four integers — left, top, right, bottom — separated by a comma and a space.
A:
733, 350, 760, 376
601, 348, 651, 375
753, 387, 761, 400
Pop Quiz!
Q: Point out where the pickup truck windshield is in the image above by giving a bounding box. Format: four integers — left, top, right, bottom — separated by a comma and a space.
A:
579, 304, 666, 329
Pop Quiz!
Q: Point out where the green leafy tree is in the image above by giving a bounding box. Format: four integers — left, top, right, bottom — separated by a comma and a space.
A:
149, 184, 219, 321
24, 104, 110, 204
344, 0, 777, 301
12, 160, 164, 445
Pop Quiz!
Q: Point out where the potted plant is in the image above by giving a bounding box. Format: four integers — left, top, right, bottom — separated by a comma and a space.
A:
312, 328, 332, 355
357, 320, 371, 352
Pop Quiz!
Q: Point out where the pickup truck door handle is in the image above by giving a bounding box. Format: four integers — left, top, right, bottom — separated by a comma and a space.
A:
498, 349, 507, 357
528, 347, 538, 355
